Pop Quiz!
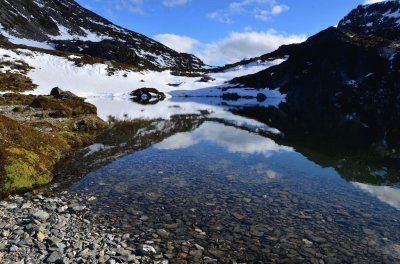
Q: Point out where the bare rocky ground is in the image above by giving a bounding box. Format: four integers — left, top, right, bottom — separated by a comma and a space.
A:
0, 192, 164, 264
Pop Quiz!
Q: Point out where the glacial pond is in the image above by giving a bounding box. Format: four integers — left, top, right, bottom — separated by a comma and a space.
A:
54, 97, 400, 263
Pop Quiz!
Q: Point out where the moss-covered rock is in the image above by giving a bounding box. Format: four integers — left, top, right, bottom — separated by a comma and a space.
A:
0, 93, 108, 198
30, 96, 97, 117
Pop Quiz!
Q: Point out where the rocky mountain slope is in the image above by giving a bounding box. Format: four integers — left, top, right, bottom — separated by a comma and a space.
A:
231, 1, 400, 128
0, 0, 204, 71
227, 1, 400, 167
338, 0, 400, 40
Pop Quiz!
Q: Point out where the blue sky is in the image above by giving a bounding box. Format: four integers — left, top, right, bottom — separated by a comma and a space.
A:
75, 0, 384, 65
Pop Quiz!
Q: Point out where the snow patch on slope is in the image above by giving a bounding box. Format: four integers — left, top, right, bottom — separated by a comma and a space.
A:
0, 24, 53, 49
0, 46, 287, 128
0, 47, 286, 98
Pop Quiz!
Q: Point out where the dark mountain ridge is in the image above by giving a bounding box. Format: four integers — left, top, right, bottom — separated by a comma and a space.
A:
229, 1, 400, 163
232, 1, 400, 119
338, 0, 400, 40
0, 0, 204, 71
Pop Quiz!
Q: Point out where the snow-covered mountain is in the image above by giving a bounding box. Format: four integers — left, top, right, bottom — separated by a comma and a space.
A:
0, 0, 204, 71
338, 0, 400, 40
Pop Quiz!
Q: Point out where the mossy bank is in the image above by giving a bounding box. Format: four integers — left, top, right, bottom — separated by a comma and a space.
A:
0, 92, 107, 198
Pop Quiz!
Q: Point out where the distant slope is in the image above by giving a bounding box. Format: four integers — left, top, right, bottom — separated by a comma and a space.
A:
338, 0, 400, 40
231, 2, 399, 108
229, 1, 400, 140
0, 0, 204, 71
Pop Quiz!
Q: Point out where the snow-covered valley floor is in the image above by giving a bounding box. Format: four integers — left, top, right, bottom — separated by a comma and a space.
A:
0, 46, 287, 130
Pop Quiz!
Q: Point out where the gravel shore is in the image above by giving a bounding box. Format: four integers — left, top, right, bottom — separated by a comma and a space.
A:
0, 192, 164, 264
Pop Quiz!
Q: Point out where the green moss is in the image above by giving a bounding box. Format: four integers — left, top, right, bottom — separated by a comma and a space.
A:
0, 94, 108, 197
3, 148, 52, 191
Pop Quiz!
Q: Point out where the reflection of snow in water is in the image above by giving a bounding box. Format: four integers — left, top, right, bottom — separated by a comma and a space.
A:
352, 182, 400, 210
87, 97, 281, 134
83, 143, 115, 157
155, 122, 292, 157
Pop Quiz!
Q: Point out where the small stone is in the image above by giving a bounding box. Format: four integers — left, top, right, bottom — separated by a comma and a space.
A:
9, 245, 18, 252
310, 236, 327, 243
157, 229, 170, 238
32, 210, 50, 222
195, 228, 206, 235
87, 196, 97, 202
71, 205, 86, 212
195, 244, 205, 251
57, 205, 68, 213
47, 251, 63, 263
136, 245, 156, 256
232, 212, 245, 220
178, 252, 188, 259
37, 231, 45, 242
363, 228, 375, 235
1, 230, 10, 237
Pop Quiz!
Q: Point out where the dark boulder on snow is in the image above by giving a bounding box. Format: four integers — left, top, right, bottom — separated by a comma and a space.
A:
50, 87, 77, 99
130, 88, 166, 105
197, 76, 216, 83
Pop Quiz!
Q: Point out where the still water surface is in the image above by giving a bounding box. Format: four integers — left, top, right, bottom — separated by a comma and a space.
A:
64, 99, 400, 263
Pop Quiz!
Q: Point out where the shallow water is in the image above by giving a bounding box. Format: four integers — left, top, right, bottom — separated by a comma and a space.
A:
66, 102, 400, 263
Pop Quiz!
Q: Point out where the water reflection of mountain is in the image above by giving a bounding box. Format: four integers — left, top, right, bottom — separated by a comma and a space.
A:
231, 104, 400, 186
52, 115, 205, 190
52, 97, 400, 192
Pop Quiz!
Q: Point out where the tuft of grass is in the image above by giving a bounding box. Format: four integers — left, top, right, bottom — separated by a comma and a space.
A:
30, 96, 97, 117
0, 73, 37, 92
0, 93, 36, 106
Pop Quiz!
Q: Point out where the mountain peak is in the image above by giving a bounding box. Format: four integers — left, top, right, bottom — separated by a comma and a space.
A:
338, 0, 400, 40
0, 0, 204, 71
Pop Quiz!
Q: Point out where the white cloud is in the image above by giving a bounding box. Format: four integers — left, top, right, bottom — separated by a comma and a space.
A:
155, 132, 199, 150
155, 122, 293, 156
271, 4, 289, 15
353, 182, 400, 210
162, 0, 190, 7
154, 29, 306, 65
200, 30, 306, 64
207, 12, 234, 24
364, 0, 386, 4
153, 34, 200, 53
208, 0, 289, 24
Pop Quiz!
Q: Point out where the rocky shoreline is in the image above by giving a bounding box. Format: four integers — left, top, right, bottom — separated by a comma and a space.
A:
0, 192, 165, 264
